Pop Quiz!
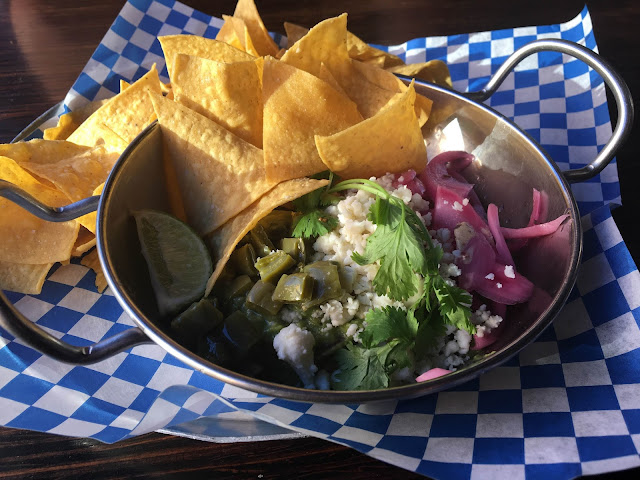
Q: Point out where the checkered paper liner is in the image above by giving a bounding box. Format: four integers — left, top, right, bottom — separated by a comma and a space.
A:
1, 1, 639, 478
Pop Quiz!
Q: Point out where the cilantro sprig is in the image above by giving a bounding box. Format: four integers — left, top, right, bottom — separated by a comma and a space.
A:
327, 178, 476, 390
329, 179, 436, 301
291, 172, 339, 239
333, 306, 446, 390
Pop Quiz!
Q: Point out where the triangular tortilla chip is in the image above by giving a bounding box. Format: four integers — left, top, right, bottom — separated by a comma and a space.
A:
0, 156, 79, 264
283, 22, 404, 69
0, 260, 53, 294
67, 66, 162, 151
172, 55, 263, 148
20, 146, 117, 203
80, 248, 107, 293
160, 35, 255, 79
262, 58, 363, 183
72, 227, 96, 257
232, 0, 279, 57
42, 99, 110, 141
149, 93, 276, 235
281, 14, 351, 79
204, 177, 329, 296
387, 60, 453, 88
315, 81, 427, 179
0, 139, 92, 165
222, 15, 261, 56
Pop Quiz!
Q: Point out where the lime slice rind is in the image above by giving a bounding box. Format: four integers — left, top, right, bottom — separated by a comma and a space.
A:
134, 209, 213, 317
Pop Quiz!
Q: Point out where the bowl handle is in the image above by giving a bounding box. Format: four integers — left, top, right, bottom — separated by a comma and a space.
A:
0, 180, 100, 221
464, 39, 634, 183
0, 290, 151, 364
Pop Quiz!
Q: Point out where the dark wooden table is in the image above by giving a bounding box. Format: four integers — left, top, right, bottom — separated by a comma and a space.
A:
0, 1, 638, 478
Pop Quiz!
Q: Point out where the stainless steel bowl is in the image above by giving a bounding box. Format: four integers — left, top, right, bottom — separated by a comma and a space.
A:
0, 40, 633, 403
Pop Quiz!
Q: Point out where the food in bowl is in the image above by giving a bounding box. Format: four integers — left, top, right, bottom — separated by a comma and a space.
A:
136, 151, 568, 391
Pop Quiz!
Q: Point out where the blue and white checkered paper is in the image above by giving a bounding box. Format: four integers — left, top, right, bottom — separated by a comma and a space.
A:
2, 1, 639, 478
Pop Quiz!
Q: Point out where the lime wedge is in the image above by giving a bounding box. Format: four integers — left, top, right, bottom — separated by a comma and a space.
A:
133, 210, 213, 317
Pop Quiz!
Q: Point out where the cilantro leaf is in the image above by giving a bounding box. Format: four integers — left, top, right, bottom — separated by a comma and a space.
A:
291, 172, 338, 239
292, 210, 338, 238
333, 342, 393, 390
352, 196, 426, 300
360, 306, 418, 348
429, 276, 475, 334
414, 310, 447, 359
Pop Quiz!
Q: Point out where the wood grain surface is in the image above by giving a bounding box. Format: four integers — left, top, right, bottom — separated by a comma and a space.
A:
0, 0, 638, 478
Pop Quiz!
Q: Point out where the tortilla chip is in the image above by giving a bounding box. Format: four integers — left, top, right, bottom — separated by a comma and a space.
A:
149, 93, 276, 236
42, 99, 110, 141
20, 146, 117, 203
281, 14, 351, 78
225, 15, 260, 57
215, 15, 246, 52
336, 60, 431, 124
172, 55, 263, 148
74, 183, 104, 235
67, 66, 162, 151
204, 177, 329, 296
262, 58, 363, 183
0, 156, 79, 264
0, 260, 53, 295
284, 22, 308, 49
317, 62, 347, 96
232, 0, 279, 57
72, 228, 96, 257
0, 139, 92, 165
315, 81, 427, 179
346, 31, 404, 68
120, 79, 131, 91
284, 22, 403, 69
80, 248, 107, 293
159, 35, 255, 79
387, 60, 453, 88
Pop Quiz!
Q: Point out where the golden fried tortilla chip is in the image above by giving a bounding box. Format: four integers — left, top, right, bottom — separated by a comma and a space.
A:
20, 146, 117, 203
315, 82, 427, 179
346, 31, 404, 68
0, 156, 79, 264
159, 35, 255, 79
43, 99, 110, 141
284, 22, 308, 48
217, 15, 261, 56
72, 227, 96, 257
0, 260, 53, 295
335, 60, 431, 124
67, 66, 162, 151
317, 62, 347, 96
80, 248, 107, 293
284, 22, 404, 69
215, 15, 246, 52
388, 60, 453, 88
204, 177, 329, 296
0, 139, 92, 165
172, 54, 263, 148
281, 14, 350, 78
74, 183, 104, 234
262, 58, 363, 183
149, 93, 276, 236
232, 0, 279, 57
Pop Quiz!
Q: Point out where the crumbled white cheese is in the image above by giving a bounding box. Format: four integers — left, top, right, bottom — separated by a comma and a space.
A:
462, 198, 469, 206
504, 265, 515, 279
453, 201, 463, 211
273, 324, 318, 389
485, 273, 495, 280
496, 282, 503, 289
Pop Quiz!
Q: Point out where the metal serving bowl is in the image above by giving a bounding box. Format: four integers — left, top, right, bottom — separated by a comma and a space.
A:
0, 40, 633, 403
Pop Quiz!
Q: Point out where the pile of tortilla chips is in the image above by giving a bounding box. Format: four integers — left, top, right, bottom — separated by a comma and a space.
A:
0, 0, 450, 296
